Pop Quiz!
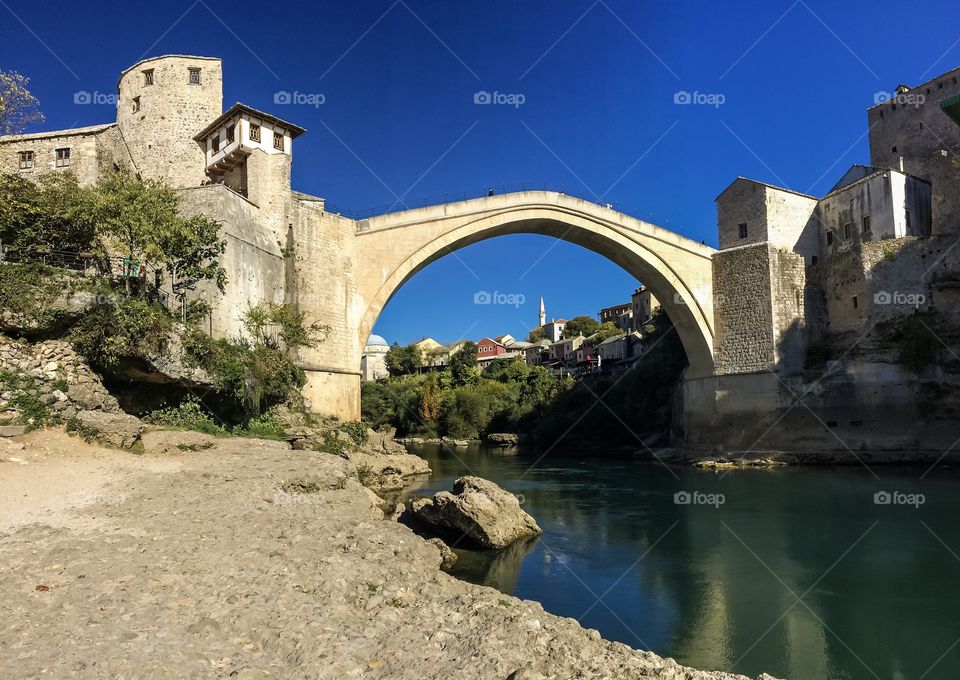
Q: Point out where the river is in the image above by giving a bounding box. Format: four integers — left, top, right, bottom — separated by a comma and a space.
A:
400, 442, 960, 680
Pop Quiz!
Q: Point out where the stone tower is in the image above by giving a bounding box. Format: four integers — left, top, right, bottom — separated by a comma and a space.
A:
116, 55, 223, 187
539, 296, 546, 327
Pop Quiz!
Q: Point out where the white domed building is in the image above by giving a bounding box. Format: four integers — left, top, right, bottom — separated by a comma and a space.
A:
361, 334, 390, 381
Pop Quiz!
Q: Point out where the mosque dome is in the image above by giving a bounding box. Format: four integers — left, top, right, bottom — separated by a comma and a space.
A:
365, 334, 389, 349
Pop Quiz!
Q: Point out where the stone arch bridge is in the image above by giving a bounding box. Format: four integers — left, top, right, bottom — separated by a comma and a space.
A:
290, 191, 716, 418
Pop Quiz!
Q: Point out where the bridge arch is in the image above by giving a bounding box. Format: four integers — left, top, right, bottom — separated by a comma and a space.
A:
354, 192, 716, 378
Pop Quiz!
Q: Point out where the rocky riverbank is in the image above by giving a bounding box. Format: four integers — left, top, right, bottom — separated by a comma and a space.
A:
0, 428, 776, 680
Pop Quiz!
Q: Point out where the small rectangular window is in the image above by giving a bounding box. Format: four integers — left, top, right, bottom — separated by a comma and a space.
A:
273, 129, 284, 151
892, 146, 898, 153
55, 148, 70, 167
862, 214, 871, 233
143, 69, 154, 86
226, 125, 235, 144
826, 231, 834, 246
738, 222, 748, 239
18, 150, 33, 169
843, 222, 851, 239
852, 296, 858, 309
211, 134, 219, 154
188, 67, 201, 85
132, 96, 141, 113
249, 124, 260, 142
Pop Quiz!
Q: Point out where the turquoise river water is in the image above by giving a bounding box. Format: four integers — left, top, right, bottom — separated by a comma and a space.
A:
400, 443, 960, 680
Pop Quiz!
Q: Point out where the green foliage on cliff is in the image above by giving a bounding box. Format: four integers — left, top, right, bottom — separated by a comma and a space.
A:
0, 262, 102, 334
181, 328, 306, 417
70, 296, 173, 368
242, 301, 329, 349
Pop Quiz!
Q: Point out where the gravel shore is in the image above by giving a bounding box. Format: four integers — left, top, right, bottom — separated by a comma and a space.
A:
0, 430, 775, 680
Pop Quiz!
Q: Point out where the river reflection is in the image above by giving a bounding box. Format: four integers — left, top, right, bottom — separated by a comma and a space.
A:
401, 442, 960, 680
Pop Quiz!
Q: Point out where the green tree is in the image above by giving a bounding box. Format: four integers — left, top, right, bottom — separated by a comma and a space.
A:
0, 70, 43, 135
563, 315, 600, 338
590, 321, 623, 344
449, 340, 479, 386
0, 172, 94, 251
527, 328, 546, 342
89, 171, 226, 294
419, 372, 443, 421
385, 342, 422, 376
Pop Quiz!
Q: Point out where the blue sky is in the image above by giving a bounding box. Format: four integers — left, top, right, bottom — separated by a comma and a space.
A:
4, 0, 959, 345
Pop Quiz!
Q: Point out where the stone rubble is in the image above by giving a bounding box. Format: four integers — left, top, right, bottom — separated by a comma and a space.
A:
0, 336, 119, 423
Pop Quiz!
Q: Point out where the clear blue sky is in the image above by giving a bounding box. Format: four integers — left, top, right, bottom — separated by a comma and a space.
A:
3, 0, 958, 345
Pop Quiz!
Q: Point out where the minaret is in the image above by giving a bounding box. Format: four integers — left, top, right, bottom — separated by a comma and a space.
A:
539, 296, 546, 327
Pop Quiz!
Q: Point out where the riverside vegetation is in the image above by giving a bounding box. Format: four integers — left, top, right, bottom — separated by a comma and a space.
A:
361, 312, 688, 447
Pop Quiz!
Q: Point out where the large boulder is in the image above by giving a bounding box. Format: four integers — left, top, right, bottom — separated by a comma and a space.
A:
410, 476, 541, 549
72, 410, 143, 449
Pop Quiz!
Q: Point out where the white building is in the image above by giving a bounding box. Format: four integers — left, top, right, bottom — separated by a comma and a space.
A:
361, 334, 390, 381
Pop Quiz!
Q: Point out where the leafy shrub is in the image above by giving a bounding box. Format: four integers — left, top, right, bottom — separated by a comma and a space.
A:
338, 420, 368, 446
181, 328, 305, 416
71, 296, 172, 368
0, 262, 98, 334
236, 408, 286, 439
143, 398, 227, 435
312, 429, 348, 456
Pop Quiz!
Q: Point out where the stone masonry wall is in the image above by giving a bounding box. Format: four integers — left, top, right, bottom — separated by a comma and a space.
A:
117, 56, 222, 188
0, 336, 118, 424
712, 243, 776, 374
868, 67, 960, 235
0, 129, 103, 185
176, 185, 285, 341
770, 248, 807, 373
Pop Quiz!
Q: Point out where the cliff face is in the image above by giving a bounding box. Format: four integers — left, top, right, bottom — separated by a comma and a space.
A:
0, 432, 776, 680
